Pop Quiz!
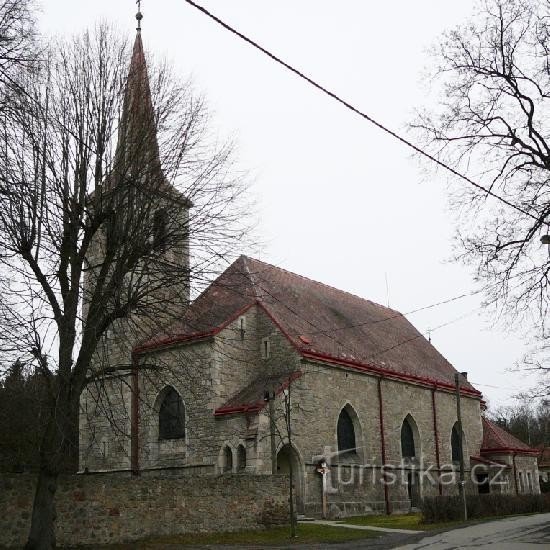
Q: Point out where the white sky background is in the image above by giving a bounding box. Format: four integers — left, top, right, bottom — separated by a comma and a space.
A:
39, 0, 540, 409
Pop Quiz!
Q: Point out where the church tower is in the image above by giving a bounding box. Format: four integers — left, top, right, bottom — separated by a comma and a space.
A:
80, 6, 191, 471
86, 5, 191, 371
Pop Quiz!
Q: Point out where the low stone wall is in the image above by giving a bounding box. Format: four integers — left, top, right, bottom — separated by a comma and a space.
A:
0, 473, 289, 548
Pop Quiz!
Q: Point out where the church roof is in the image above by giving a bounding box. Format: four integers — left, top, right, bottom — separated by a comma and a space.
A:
137, 256, 481, 397
214, 372, 303, 416
481, 417, 538, 455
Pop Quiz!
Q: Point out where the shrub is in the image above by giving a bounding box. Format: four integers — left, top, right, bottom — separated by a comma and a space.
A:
421, 493, 550, 523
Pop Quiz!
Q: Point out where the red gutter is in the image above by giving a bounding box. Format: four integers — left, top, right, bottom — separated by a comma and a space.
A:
214, 403, 263, 416
377, 378, 391, 515
481, 447, 539, 456
302, 351, 482, 398
130, 353, 140, 476
431, 388, 442, 495
214, 371, 304, 417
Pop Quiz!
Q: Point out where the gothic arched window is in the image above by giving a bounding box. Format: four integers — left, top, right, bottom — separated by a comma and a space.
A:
401, 418, 416, 458
158, 387, 185, 440
237, 444, 246, 471
337, 407, 356, 454
451, 423, 461, 463
223, 446, 233, 472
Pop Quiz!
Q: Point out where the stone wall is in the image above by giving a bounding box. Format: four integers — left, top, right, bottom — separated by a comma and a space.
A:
0, 473, 289, 548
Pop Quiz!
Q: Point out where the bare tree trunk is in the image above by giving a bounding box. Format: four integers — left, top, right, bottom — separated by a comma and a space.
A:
288, 458, 296, 537
285, 385, 297, 538
25, 469, 58, 550
25, 368, 75, 549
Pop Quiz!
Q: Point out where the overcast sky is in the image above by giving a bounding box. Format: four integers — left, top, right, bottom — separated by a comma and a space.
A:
39, 0, 540, 408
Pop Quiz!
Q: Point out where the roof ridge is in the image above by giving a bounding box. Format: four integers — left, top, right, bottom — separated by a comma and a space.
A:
242, 256, 400, 315
241, 255, 261, 301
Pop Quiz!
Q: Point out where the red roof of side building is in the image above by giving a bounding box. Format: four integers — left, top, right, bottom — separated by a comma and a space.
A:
136, 256, 481, 397
481, 417, 538, 456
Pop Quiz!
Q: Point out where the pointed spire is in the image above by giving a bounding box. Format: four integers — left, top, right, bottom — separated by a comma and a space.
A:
113, 24, 164, 190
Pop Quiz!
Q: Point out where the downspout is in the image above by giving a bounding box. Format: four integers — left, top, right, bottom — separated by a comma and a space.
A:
512, 452, 518, 495
131, 352, 140, 476
377, 377, 391, 515
431, 387, 442, 495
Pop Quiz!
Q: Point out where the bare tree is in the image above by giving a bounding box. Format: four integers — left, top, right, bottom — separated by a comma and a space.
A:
414, 0, 550, 391
0, 0, 37, 109
263, 371, 312, 538
0, 23, 250, 549
490, 398, 550, 446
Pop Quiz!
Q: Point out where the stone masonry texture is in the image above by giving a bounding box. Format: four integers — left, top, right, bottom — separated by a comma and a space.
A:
79, 305, 540, 519
0, 473, 289, 548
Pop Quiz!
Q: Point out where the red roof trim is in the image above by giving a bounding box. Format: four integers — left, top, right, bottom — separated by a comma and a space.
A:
301, 351, 482, 398
255, 301, 303, 352
133, 302, 256, 354
481, 417, 536, 455
132, 262, 482, 398
480, 447, 539, 456
257, 301, 480, 398
214, 371, 303, 417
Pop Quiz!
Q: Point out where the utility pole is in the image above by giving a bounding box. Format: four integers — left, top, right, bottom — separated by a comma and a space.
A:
455, 372, 468, 521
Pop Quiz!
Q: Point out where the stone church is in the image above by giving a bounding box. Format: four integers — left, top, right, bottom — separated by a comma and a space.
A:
79, 23, 540, 517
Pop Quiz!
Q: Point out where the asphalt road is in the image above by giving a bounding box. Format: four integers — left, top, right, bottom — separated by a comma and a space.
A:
392, 513, 550, 550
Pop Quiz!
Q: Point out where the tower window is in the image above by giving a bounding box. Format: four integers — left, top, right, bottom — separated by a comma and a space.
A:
261, 337, 270, 359
152, 208, 169, 248
158, 387, 185, 440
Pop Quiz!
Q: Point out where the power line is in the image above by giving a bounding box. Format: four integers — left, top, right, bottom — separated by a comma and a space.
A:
182, 0, 541, 224
370, 306, 481, 362
469, 381, 522, 392
292, 288, 483, 337
248, 263, 483, 367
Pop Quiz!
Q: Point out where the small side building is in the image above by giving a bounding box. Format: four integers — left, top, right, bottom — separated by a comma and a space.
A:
474, 417, 540, 495
536, 445, 550, 492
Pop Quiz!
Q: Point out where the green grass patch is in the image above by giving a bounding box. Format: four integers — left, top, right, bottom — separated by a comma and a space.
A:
76, 523, 380, 548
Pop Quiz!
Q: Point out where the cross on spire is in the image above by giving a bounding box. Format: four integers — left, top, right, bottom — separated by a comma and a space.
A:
136, 0, 143, 32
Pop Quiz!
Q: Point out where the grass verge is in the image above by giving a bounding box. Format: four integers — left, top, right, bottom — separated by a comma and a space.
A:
75, 523, 380, 548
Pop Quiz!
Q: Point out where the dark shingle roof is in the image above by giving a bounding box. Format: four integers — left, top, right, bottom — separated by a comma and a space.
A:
214, 372, 303, 416
138, 256, 481, 395
481, 417, 537, 455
